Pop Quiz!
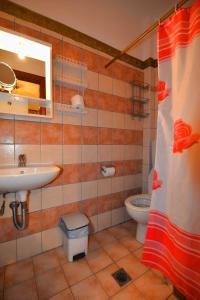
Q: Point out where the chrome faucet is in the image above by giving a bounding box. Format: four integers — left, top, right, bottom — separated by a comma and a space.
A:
18, 154, 26, 167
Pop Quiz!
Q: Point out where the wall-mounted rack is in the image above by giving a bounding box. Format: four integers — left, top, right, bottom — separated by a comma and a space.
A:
54, 56, 87, 91
55, 102, 87, 115
130, 81, 150, 118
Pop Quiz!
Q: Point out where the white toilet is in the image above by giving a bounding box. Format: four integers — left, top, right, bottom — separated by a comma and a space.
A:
125, 169, 153, 244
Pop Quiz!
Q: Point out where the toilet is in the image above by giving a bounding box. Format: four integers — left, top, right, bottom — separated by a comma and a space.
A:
125, 169, 153, 244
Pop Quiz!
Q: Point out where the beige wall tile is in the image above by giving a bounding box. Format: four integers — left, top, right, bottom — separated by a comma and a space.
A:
125, 115, 143, 130
62, 114, 82, 126
98, 110, 113, 128
97, 211, 112, 231
99, 74, 112, 94
111, 207, 125, 226
63, 145, 82, 164
97, 178, 111, 197
0, 145, 14, 166
17, 232, 42, 260
113, 79, 126, 97
41, 145, 62, 164
111, 145, 124, 161
143, 128, 150, 147
143, 146, 150, 165
82, 145, 97, 163
82, 108, 98, 127
112, 113, 125, 129
111, 176, 124, 193
42, 227, 63, 252
82, 180, 98, 200
98, 145, 112, 162
125, 82, 132, 98
42, 186, 63, 209
15, 145, 41, 165
29, 189, 42, 212
63, 183, 82, 204
124, 145, 143, 160
123, 175, 135, 191
43, 110, 63, 124
87, 70, 99, 91
0, 240, 16, 267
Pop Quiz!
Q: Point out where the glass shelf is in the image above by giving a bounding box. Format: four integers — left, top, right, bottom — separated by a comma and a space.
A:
132, 112, 149, 118
0, 92, 52, 118
131, 97, 149, 104
54, 56, 87, 91
131, 81, 149, 89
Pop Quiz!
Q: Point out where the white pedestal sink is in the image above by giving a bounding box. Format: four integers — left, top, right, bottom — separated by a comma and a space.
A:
0, 165, 60, 198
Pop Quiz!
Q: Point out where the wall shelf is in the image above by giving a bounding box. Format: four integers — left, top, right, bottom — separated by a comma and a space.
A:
132, 112, 149, 118
130, 81, 150, 119
0, 92, 52, 118
54, 56, 87, 91
55, 102, 87, 115
130, 81, 149, 89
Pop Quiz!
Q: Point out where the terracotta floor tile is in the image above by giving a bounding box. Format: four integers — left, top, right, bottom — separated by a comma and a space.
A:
4, 278, 38, 300
36, 266, 68, 300
62, 259, 92, 286
88, 235, 101, 252
94, 230, 117, 246
103, 241, 130, 261
48, 288, 74, 300
33, 250, 60, 274
55, 247, 68, 265
96, 264, 122, 297
133, 246, 144, 260
116, 253, 148, 281
119, 236, 143, 252
111, 282, 145, 300
71, 275, 108, 300
121, 221, 137, 235
107, 225, 132, 239
5, 259, 34, 288
134, 270, 173, 300
86, 248, 112, 273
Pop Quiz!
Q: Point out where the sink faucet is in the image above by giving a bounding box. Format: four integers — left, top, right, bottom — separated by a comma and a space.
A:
18, 154, 26, 167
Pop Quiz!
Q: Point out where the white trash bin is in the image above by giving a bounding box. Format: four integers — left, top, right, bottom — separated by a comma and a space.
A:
59, 212, 89, 262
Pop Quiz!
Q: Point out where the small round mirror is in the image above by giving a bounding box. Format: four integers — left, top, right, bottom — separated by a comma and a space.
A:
0, 62, 16, 92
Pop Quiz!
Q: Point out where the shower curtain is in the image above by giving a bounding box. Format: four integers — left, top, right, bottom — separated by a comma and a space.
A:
142, 1, 200, 299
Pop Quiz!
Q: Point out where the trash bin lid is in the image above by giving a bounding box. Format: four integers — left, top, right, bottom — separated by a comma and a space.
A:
61, 213, 89, 230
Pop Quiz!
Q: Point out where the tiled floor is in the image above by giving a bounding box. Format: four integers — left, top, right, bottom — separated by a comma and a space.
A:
0, 221, 178, 300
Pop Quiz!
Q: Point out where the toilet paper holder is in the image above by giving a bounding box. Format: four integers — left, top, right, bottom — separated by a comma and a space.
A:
101, 165, 116, 177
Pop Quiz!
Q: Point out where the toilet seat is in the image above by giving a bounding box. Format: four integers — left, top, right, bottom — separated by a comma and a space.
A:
125, 193, 151, 243
125, 194, 151, 212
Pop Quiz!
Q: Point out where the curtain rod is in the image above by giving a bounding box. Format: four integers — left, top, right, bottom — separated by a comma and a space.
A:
105, 0, 190, 69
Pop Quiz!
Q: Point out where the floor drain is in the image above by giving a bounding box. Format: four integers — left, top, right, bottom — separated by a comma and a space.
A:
112, 268, 132, 287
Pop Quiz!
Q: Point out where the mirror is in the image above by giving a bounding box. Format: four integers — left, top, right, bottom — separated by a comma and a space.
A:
0, 62, 16, 92
0, 29, 52, 118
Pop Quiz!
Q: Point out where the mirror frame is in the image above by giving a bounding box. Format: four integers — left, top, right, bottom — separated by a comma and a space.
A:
0, 27, 52, 118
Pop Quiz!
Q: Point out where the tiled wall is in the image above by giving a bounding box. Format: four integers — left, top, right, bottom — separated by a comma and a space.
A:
0, 13, 157, 266
142, 67, 158, 192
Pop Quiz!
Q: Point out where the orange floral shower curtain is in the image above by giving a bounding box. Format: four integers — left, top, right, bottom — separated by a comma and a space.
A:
142, 1, 200, 299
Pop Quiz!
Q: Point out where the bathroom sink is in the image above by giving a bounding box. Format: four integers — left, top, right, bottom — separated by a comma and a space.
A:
0, 165, 60, 193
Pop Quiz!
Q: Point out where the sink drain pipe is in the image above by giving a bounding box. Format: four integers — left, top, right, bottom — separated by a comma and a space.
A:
9, 192, 28, 230
10, 201, 27, 230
